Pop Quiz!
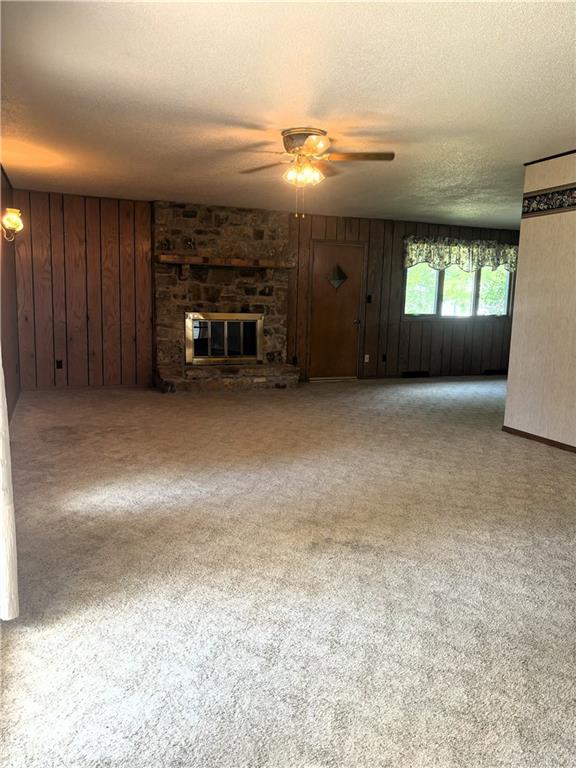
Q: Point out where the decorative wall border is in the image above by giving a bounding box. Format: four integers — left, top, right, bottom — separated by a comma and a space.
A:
522, 184, 576, 218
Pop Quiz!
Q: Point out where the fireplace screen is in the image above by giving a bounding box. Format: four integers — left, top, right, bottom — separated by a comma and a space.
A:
185, 312, 264, 364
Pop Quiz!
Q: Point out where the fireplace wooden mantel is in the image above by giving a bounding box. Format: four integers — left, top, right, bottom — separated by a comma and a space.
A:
156, 253, 296, 269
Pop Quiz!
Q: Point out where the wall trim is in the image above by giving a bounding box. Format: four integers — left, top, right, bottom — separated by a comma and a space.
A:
524, 148, 576, 166
523, 182, 576, 196
502, 425, 576, 453
522, 186, 576, 219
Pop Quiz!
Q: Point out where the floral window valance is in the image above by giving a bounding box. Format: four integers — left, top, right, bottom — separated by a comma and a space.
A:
404, 236, 518, 272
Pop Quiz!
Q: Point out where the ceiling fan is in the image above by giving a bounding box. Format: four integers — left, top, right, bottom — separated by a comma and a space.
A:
240, 127, 395, 187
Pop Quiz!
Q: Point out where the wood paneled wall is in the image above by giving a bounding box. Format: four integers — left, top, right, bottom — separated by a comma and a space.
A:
14, 191, 153, 389
288, 215, 519, 380
14, 188, 518, 388
1, 168, 20, 415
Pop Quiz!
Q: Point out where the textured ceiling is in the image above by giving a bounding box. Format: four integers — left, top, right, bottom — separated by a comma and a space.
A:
2, 2, 575, 227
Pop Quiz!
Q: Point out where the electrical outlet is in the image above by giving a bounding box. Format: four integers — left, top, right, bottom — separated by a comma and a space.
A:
364, 354, 370, 363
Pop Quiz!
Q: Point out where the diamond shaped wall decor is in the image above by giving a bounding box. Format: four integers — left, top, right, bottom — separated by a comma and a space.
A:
328, 264, 348, 289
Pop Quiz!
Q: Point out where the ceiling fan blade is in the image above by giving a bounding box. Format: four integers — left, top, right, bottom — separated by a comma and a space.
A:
242, 141, 279, 152
242, 149, 286, 155
315, 161, 341, 178
219, 142, 280, 156
240, 162, 286, 174
188, 110, 267, 131
327, 152, 395, 162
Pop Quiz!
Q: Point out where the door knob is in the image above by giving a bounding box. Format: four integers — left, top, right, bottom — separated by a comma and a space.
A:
352, 319, 361, 326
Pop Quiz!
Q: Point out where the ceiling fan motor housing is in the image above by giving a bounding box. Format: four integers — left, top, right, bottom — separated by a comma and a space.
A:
281, 127, 327, 155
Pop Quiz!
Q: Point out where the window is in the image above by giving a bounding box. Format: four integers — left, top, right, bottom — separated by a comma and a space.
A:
404, 263, 439, 315
403, 235, 517, 317
404, 264, 511, 317
477, 265, 510, 316
441, 265, 475, 316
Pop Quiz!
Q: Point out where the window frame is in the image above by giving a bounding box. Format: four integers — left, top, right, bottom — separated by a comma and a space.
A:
402, 265, 514, 320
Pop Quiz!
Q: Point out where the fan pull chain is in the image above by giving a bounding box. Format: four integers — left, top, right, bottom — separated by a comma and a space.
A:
294, 187, 306, 219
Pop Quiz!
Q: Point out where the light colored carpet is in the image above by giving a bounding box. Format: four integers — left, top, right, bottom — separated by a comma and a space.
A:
2, 379, 575, 768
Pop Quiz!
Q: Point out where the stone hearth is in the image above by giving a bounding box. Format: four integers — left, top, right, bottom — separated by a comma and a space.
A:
153, 201, 299, 390
156, 363, 299, 392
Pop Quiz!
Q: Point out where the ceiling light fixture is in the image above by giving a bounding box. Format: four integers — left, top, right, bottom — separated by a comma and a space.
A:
282, 157, 325, 188
242, 126, 395, 219
1, 208, 24, 242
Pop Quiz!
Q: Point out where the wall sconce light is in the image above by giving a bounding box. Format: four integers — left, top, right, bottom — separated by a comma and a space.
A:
1, 208, 24, 242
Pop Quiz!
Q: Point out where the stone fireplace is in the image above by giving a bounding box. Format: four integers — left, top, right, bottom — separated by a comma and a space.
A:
153, 201, 299, 390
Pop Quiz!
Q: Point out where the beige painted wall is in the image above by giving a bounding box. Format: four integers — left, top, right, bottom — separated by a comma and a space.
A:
504, 154, 576, 447
524, 154, 575, 193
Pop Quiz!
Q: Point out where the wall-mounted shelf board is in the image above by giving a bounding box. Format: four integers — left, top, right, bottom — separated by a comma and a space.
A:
156, 253, 295, 269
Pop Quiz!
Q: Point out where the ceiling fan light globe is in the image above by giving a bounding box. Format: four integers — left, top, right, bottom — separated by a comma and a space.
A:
303, 134, 331, 156
283, 166, 297, 184
310, 167, 325, 185
283, 157, 325, 187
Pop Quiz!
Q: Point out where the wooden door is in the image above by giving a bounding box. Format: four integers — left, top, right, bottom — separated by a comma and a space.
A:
308, 242, 366, 378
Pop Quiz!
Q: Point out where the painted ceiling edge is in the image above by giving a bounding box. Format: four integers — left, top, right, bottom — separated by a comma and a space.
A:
524, 148, 576, 166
